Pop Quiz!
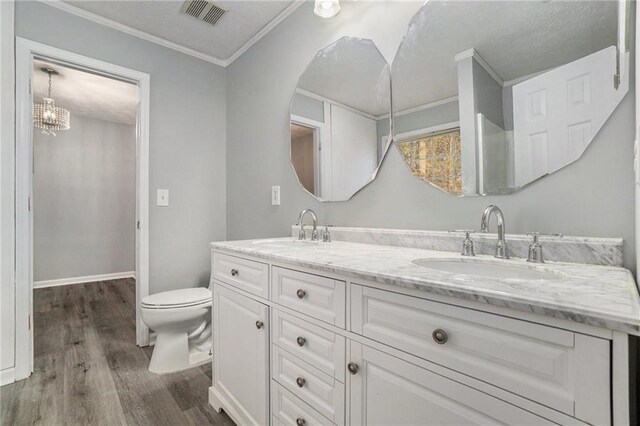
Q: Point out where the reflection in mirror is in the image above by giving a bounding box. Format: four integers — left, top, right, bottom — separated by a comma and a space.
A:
290, 37, 391, 201
393, 0, 629, 196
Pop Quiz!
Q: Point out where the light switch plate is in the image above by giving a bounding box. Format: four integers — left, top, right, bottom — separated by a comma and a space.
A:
271, 185, 280, 206
157, 189, 169, 207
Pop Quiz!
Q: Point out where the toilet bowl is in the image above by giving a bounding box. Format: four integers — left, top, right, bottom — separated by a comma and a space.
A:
141, 287, 212, 374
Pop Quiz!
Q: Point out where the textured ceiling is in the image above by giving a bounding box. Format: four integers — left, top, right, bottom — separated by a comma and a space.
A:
298, 37, 391, 117
393, 0, 617, 112
64, 0, 296, 61
33, 59, 138, 125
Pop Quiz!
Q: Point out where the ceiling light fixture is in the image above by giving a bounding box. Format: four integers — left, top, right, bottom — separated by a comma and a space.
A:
314, 0, 341, 18
33, 68, 70, 136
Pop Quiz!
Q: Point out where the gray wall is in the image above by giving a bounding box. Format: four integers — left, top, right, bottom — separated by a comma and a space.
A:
226, 1, 637, 272
16, 1, 227, 292
33, 116, 135, 282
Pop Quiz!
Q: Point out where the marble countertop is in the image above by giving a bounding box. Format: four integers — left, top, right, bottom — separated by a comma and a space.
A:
210, 238, 640, 335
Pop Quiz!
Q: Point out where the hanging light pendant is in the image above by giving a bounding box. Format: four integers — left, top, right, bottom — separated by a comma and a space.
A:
33, 68, 70, 136
314, 0, 341, 18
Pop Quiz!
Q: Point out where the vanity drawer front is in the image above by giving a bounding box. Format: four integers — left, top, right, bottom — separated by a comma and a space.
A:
212, 252, 269, 298
272, 346, 345, 424
273, 310, 346, 382
272, 381, 334, 426
350, 285, 610, 424
272, 267, 346, 327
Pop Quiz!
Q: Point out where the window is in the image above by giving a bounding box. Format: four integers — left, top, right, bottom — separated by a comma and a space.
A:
397, 128, 462, 195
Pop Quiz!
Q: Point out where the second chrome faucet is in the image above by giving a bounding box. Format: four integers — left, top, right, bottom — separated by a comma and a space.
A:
480, 205, 509, 259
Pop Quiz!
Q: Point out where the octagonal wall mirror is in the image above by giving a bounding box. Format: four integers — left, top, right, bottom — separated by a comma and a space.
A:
392, 0, 630, 196
290, 37, 392, 202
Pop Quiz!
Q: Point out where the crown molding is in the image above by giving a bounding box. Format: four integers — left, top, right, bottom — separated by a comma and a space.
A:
39, 0, 305, 68
226, 0, 305, 65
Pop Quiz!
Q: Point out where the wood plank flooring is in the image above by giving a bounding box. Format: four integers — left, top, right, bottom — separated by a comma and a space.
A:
0, 279, 233, 426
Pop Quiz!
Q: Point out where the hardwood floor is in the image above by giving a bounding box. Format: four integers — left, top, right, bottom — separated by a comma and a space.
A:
0, 279, 233, 426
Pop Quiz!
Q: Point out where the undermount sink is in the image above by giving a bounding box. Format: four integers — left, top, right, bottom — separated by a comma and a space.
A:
412, 258, 563, 281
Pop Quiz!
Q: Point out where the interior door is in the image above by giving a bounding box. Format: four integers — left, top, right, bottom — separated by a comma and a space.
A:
329, 104, 377, 200
347, 342, 553, 425
513, 46, 627, 186
213, 285, 269, 426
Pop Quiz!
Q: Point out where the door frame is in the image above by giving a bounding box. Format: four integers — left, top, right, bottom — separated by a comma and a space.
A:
14, 37, 150, 380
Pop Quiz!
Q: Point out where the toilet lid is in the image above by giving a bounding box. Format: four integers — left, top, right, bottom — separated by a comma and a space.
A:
142, 287, 211, 308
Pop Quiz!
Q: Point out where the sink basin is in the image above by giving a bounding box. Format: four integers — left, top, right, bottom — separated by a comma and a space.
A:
412, 258, 563, 280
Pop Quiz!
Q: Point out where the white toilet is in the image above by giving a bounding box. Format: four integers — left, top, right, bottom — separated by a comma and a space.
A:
140, 286, 212, 374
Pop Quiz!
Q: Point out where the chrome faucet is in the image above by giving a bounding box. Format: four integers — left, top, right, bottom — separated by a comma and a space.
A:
480, 205, 509, 259
296, 209, 319, 241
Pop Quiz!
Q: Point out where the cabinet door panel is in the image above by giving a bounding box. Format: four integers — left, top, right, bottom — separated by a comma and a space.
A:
213, 285, 269, 425
351, 284, 610, 423
348, 342, 554, 426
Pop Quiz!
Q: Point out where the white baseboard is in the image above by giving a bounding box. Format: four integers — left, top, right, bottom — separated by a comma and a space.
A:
34, 271, 136, 289
1, 367, 16, 386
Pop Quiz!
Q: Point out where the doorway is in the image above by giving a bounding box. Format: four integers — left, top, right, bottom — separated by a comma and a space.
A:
14, 38, 150, 381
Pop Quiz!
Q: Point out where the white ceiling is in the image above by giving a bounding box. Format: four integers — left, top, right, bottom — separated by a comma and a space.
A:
298, 37, 390, 117
62, 0, 298, 63
393, 0, 617, 112
33, 59, 138, 125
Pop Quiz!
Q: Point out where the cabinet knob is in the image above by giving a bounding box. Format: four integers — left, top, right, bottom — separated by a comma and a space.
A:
432, 328, 448, 344
296, 289, 306, 299
296, 418, 306, 426
347, 362, 359, 375
296, 377, 306, 388
255, 320, 264, 329
231, 268, 239, 277
296, 336, 306, 347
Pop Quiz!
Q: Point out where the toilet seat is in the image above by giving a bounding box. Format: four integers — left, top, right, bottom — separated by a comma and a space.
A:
142, 288, 212, 309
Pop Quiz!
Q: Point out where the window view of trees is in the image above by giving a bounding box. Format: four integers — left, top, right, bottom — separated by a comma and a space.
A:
397, 129, 462, 195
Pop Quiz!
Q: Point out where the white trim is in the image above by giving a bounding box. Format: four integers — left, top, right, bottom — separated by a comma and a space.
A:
611, 331, 630, 425
40, 0, 305, 68
290, 114, 326, 198
0, 0, 16, 377
385, 96, 459, 120
0, 367, 15, 386
395, 121, 461, 142
15, 38, 151, 381
296, 88, 378, 121
455, 48, 504, 87
33, 271, 136, 289
225, 0, 305, 65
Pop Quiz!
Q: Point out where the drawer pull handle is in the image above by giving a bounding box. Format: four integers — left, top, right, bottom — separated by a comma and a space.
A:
296, 418, 306, 426
432, 328, 448, 344
296, 377, 306, 388
255, 320, 264, 329
230, 268, 239, 277
347, 362, 359, 375
296, 336, 307, 347
296, 289, 306, 299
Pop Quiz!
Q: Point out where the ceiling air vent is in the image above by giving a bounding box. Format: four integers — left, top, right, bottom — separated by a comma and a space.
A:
181, 0, 227, 26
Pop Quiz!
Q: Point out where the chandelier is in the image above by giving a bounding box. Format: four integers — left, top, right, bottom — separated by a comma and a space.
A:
33, 68, 70, 136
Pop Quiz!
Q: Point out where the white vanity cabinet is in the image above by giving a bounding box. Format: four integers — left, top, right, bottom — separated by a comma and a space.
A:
212, 276, 270, 425
209, 249, 630, 426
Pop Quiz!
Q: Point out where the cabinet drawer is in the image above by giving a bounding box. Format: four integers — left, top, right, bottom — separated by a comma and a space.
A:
212, 252, 269, 298
272, 381, 333, 426
349, 341, 556, 426
273, 310, 346, 382
351, 285, 610, 425
272, 346, 344, 424
272, 267, 346, 327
